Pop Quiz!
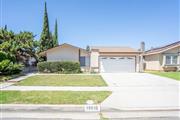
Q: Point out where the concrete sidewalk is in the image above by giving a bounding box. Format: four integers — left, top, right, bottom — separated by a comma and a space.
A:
1, 86, 111, 91
0, 83, 14, 89
1, 85, 178, 91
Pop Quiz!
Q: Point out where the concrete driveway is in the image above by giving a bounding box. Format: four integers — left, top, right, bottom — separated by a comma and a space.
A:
101, 73, 180, 111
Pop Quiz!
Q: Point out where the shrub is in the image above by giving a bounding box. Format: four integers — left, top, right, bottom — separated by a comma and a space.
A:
0, 60, 23, 75
0, 51, 16, 63
37, 61, 81, 73
0, 51, 7, 62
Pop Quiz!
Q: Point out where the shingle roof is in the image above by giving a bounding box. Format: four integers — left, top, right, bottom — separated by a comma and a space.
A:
39, 43, 87, 56
145, 41, 180, 55
91, 46, 140, 53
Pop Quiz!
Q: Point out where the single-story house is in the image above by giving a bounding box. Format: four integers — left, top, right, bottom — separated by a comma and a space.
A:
143, 41, 180, 71
40, 41, 180, 73
39, 43, 90, 71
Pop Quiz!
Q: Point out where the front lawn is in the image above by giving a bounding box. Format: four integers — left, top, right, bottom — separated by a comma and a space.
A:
0, 91, 111, 104
16, 75, 107, 86
147, 71, 180, 80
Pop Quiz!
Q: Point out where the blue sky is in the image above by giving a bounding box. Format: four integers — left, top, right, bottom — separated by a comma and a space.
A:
0, 0, 179, 50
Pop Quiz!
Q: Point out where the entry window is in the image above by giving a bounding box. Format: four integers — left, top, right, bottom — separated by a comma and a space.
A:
80, 56, 85, 66
165, 55, 178, 65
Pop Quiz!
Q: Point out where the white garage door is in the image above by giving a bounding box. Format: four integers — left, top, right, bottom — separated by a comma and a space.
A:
100, 57, 135, 73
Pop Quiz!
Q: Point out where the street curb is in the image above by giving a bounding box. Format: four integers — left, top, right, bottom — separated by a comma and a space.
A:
1, 104, 180, 112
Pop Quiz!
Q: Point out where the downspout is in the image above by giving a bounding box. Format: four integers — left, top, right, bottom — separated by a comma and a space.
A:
78, 49, 81, 63
140, 42, 145, 72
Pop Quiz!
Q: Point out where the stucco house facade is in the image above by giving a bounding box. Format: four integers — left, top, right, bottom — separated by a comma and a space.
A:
40, 43, 90, 71
143, 41, 180, 71
90, 46, 142, 72
40, 41, 180, 73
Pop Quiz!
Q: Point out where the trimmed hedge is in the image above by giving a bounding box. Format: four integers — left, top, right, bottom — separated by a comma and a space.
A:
37, 61, 81, 73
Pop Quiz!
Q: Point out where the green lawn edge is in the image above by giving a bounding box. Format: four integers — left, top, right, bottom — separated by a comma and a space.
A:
0, 91, 111, 104
146, 71, 180, 80
16, 75, 107, 86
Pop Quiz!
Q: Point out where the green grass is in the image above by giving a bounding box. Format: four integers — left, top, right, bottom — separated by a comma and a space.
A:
0, 91, 111, 104
16, 75, 107, 86
147, 71, 180, 80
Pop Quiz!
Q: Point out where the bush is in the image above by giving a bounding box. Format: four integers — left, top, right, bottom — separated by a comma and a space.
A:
0, 51, 7, 62
0, 51, 16, 63
0, 60, 23, 75
37, 61, 81, 73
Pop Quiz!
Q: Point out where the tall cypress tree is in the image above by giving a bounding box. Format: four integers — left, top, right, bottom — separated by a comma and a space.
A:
39, 2, 53, 51
53, 19, 59, 47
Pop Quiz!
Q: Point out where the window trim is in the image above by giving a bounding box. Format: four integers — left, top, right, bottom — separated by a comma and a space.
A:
80, 56, 86, 67
165, 55, 178, 65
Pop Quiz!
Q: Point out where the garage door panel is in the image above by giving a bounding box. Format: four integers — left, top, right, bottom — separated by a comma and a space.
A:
100, 57, 135, 73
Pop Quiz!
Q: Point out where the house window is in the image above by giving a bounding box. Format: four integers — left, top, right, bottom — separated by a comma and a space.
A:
172, 56, 178, 64
80, 56, 86, 66
165, 55, 178, 65
165, 56, 171, 64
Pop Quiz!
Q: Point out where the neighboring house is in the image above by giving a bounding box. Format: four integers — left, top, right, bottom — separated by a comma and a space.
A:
143, 41, 180, 71
40, 41, 180, 73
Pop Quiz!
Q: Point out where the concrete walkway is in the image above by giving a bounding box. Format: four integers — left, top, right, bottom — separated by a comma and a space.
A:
8, 73, 37, 82
0, 73, 36, 89
0, 83, 14, 89
1, 86, 111, 91
101, 73, 180, 110
1, 85, 179, 92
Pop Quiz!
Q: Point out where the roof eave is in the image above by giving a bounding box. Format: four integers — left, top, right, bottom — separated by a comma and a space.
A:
144, 44, 180, 56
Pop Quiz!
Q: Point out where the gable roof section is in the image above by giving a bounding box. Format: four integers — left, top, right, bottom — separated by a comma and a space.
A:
39, 43, 87, 56
144, 41, 180, 55
91, 46, 141, 53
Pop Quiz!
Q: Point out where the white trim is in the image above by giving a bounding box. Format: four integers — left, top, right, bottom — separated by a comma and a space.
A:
144, 44, 180, 56
164, 54, 178, 66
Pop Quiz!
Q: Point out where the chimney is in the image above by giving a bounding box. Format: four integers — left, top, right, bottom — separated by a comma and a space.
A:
140, 41, 145, 52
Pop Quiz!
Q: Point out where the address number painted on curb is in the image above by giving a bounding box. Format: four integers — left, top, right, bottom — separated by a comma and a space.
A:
84, 104, 100, 112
